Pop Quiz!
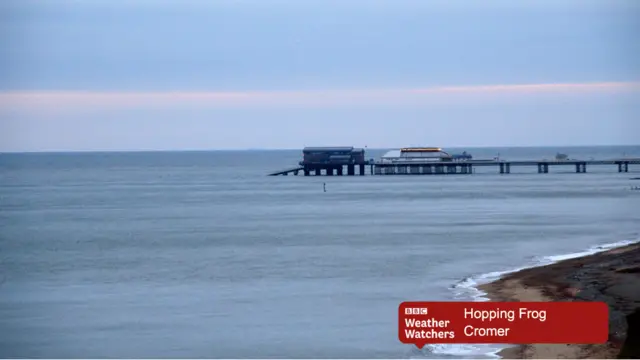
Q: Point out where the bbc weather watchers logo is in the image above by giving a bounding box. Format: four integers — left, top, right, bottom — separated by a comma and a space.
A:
405, 307, 428, 315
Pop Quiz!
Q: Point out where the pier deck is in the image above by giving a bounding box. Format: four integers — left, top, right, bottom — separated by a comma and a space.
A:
268, 166, 304, 176
269, 159, 639, 176
372, 158, 638, 175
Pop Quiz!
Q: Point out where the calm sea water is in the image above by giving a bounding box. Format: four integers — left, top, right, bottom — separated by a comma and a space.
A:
1, 146, 639, 358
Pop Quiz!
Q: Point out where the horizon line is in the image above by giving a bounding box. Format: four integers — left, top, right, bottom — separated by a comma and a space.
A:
2, 144, 639, 154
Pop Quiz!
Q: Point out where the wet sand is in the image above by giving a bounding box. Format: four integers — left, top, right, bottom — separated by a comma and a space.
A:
479, 242, 640, 359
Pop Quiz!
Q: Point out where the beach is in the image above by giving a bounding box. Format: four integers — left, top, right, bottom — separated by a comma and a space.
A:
479, 242, 640, 359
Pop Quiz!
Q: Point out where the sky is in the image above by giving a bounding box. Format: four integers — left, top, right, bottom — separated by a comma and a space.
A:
0, 0, 639, 151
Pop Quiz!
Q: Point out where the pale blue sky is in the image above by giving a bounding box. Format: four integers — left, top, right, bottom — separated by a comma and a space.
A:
1, 0, 639, 151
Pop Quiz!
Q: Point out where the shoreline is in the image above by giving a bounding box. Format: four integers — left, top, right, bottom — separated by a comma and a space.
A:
477, 241, 640, 359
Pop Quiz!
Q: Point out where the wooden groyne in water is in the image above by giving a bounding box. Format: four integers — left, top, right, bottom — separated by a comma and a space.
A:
267, 146, 640, 176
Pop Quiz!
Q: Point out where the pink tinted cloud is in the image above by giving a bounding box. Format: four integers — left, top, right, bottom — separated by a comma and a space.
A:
0, 82, 638, 109
412, 82, 640, 93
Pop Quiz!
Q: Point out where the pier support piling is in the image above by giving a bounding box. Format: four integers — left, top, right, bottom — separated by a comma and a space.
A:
538, 163, 549, 173
385, 166, 395, 175
618, 162, 629, 172
359, 164, 365, 175
576, 163, 582, 173
576, 163, 587, 173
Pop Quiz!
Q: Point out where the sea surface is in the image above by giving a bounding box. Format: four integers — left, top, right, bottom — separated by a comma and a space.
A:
1, 146, 639, 358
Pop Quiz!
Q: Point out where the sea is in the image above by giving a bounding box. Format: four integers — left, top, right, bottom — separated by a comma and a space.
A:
0, 145, 639, 359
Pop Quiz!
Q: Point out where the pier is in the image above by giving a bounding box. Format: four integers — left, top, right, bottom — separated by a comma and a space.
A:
268, 146, 640, 176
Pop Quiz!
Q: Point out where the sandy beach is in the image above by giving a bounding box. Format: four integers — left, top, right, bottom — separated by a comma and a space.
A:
479, 242, 640, 359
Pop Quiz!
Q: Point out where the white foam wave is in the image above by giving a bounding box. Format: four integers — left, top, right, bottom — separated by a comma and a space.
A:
542, 239, 636, 263
425, 238, 638, 358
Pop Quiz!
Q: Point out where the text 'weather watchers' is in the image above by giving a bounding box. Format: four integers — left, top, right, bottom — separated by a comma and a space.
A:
398, 301, 608, 349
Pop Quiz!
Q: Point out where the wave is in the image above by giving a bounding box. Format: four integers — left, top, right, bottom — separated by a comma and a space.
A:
424, 238, 638, 358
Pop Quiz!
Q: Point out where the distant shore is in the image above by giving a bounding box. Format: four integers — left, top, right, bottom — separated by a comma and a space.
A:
478, 241, 640, 359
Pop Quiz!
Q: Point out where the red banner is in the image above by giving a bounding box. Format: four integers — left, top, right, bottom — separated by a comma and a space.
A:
398, 301, 608, 348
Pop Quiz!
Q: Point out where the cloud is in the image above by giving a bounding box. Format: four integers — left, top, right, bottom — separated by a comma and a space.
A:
415, 82, 640, 93
0, 82, 638, 111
